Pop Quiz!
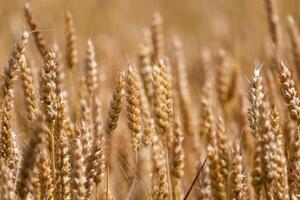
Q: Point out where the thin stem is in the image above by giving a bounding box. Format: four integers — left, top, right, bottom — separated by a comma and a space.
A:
164, 147, 173, 200
106, 165, 109, 200
50, 121, 56, 179
183, 158, 207, 200
95, 183, 99, 200
69, 68, 78, 121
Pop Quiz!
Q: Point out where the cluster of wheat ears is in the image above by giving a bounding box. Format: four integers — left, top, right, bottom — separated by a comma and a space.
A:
2, 0, 300, 200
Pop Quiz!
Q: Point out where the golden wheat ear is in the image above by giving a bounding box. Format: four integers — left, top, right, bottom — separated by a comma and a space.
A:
90, 96, 106, 194
125, 66, 142, 153
24, 3, 48, 57
264, 0, 282, 51
0, 32, 29, 161
151, 12, 165, 62
72, 134, 87, 200
84, 40, 98, 97
151, 135, 169, 200
0, 158, 16, 200
2, 31, 29, 98
36, 148, 55, 200
20, 56, 37, 122
278, 61, 300, 195
287, 15, 300, 79
230, 142, 250, 200
171, 117, 185, 200
65, 11, 78, 70
138, 28, 154, 104
248, 68, 264, 197
270, 105, 290, 200
104, 71, 125, 165
173, 36, 195, 137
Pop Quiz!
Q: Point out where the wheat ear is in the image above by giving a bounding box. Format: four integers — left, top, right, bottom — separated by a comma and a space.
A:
230, 142, 250, 200
2, 31, 29, 97
24, 3, 48, 56
65, 11, 78, 69
20, 56, 37, 122
171, 118, 185, 200
84, 40, 98, 96
126, 66, 142, 153
264, 0, 282, 50
151, 12, 165, 61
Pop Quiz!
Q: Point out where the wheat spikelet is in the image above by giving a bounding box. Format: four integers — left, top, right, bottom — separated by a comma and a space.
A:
151, 12, 165, 61
17, 122, 46, 198
56, 93, 73, 138
125, 66, 142, 153
215, 49, 233, 106
264, 0, 281, 50
249, 67, 277, 198
31, 164, 41, 200
88, 95, 106, 198
24, 193, 34, 200
20, 56, 37, 122
279, 63, 300, 192
171, 118, 184, 200
135, 66, 154, 147
40, 49, 58, 179
227, 64, 238, 102
65, 11, 78, 69
41, 50, 58, 124
105, 71, 125, 137
37, 149, 55, 200
173, 36, 194, 136
143, 117, 154, 148
2, 31, 29, 97
72, 136, 87, 200
152, 63, 169, 136
52, 43, 66, 96
138, 28, 154, 104
76, 120, 93, 198
248, 68, 264, 136
24, 3, 48, 56
287, 15, 300, 79
290, 126, 300, 197
258, 101, 277, 198
248, 68, 264, 197
198, 164, 212, 199
58, 130, 71, 200
230, 142, 250, 200
270, 105, 290, 200
158, 60, 174, 127
53, 94, 70, 198
84, 40, 98, 96
0, 90, 20, 183
91, 115, 106, 186
105, 71, 125, 165
216, 116, 230, 183
279, 61, 300, 125
151, 135, 168, 200
79, 98, 92, 133
0, 159, 16, 200
0, 90, 14, 161
207, 143, 227, 200
152, 60, 174, 145
199, 90, 214, 146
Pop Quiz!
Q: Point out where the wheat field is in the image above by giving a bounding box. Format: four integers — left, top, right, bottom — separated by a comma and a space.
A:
1, 0, 300, 199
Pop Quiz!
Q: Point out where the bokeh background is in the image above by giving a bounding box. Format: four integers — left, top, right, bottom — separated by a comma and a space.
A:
1, 0, 300, 71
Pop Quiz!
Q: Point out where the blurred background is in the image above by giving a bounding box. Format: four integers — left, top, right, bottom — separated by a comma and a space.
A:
1, 0, 300, 70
